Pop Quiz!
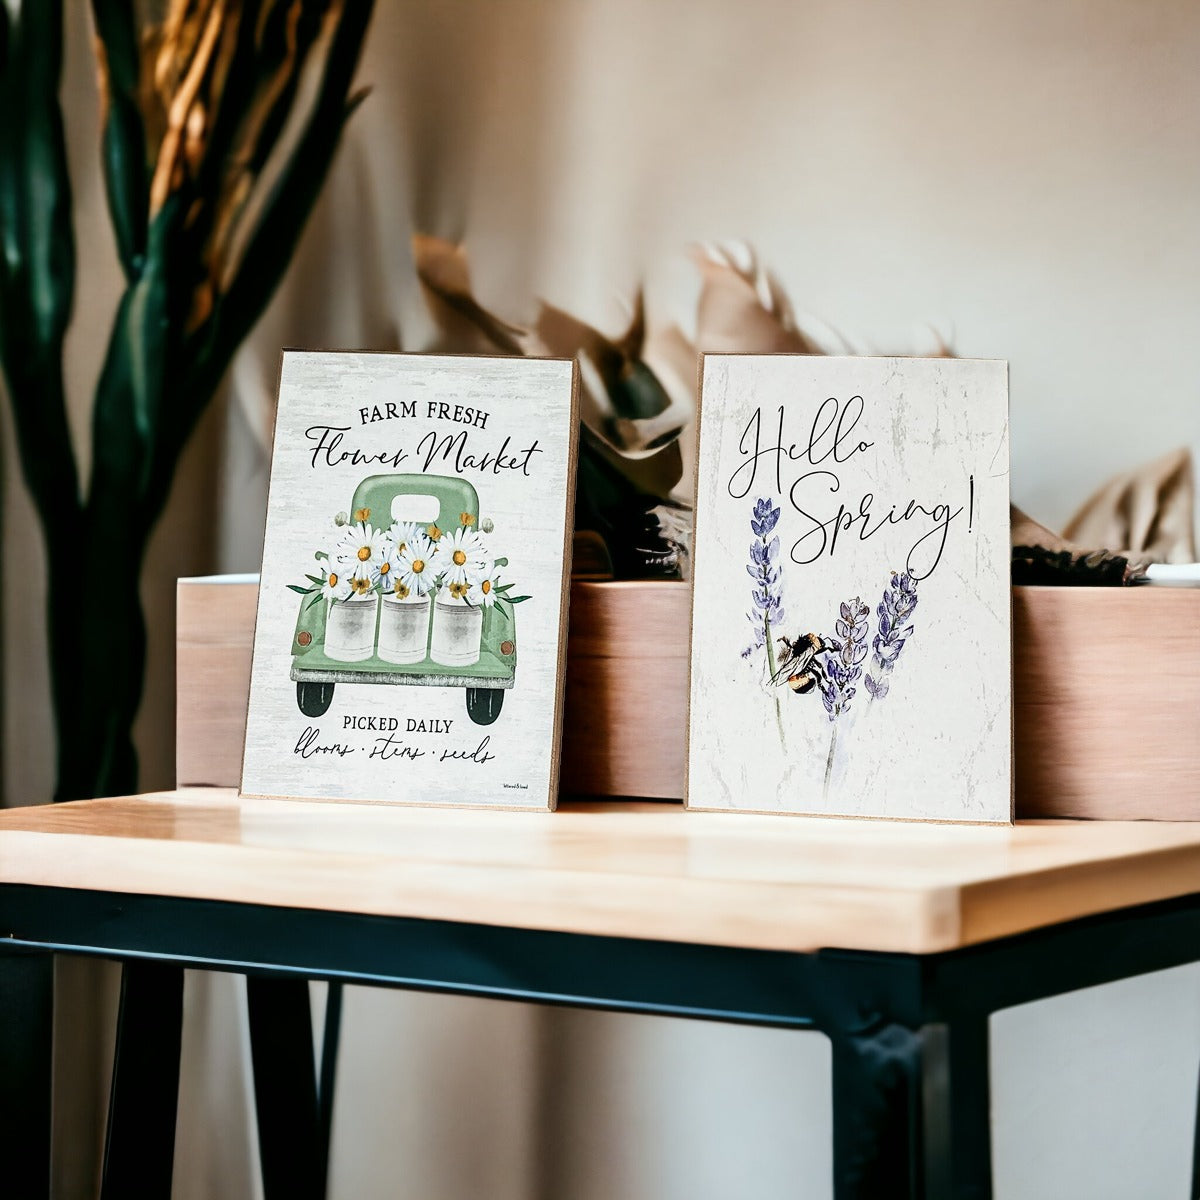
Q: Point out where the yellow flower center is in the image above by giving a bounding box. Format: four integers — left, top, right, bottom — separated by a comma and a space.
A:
327, 572, 339, 587
380, 561, 390, 574
482, 579, 491, 594
357, 545, 371, 561
412, 559, 425, 573
452, 549, 466, 566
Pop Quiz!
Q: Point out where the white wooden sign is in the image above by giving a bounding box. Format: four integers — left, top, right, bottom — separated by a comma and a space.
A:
241, 351, 578, 811
687, 355, 1012, 823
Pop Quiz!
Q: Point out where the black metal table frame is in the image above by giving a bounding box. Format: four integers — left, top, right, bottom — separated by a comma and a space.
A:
2, 884, 1199, 1200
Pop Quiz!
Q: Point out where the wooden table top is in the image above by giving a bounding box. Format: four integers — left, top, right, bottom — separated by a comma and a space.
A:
1, 790, 1199, 955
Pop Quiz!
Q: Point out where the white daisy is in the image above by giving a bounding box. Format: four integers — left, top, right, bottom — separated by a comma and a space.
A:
376, 529, 405, 592
337, 521, 384, 584
397, 531, 436, 596
467, 572, 499, 608
320, 565, 352, 602
387, 521, 423, 555
435, 525, 489, 586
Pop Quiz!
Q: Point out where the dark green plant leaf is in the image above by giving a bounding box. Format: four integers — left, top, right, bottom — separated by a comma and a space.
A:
188, 1, 376, 410
0, 1, 82, 533
90, 0, 149, 276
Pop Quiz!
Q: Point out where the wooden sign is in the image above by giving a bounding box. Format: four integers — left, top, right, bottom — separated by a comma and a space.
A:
241, 351, 578, 810
687, 355, 1012, 823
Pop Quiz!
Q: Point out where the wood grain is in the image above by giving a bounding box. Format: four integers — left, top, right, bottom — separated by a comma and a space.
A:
177, 578, 260, 789
3, 790, 1200, 953
1012, 585, 1200, 819
560, 581, 689, 798
178, 578, 1200, 818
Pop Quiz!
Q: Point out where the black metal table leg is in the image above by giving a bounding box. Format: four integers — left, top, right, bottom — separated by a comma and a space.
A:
318, 979, 344, 1189
1191, 1047, 1200, 1200
0, 951, 53, 1200
828, 1005, 992, 1199
101, 960, 185, 1200
247, 975, 325, 1200
939, 1015, 992, 1200
830, 1018, 926, 1199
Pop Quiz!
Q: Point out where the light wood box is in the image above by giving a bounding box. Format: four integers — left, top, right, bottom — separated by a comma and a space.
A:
177, 578, 1200, 819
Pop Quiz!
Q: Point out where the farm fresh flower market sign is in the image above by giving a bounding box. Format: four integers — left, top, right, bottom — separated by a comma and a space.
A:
242, 351, 579, 811
687, 355, 1012, 824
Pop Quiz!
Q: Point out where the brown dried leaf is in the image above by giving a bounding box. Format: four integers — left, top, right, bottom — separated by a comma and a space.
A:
691, 241, 822, 355
412, 234, 528, 355
1063, 447, 1196, 563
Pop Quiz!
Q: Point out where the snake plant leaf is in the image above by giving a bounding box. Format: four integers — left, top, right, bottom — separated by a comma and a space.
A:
0, 1, 75, 364
89, 196, 181, 505
197, 0, 375, 399
90, 0, 149, 278
190, 1, 330, 214
0, 0, 81, 528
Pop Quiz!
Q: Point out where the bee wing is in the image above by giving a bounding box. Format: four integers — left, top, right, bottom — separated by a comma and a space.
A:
768, 653, 798, 685
791, 644, 817, 671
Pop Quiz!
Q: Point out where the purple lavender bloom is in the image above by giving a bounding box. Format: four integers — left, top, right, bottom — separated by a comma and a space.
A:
818, 598, 869, 721
864, 571, 918, 700
743, 497, 785, 659
750, 497, 781, 539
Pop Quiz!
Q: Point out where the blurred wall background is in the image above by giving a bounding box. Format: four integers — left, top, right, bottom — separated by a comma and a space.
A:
3, 1, 1199, 1196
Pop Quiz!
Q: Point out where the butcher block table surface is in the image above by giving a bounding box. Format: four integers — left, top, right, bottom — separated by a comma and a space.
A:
5, 788, 1200, 1200
4, 787, 1200, 954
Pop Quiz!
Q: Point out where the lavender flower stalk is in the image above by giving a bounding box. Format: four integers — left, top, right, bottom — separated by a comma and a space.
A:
864, 571, 918, 700
743, 497, 786, 675
819, 599, 869, 720
742, 496, 787, 743
818, 597, 869, 794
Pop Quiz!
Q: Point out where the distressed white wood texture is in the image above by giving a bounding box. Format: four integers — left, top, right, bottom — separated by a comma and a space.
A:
241, 352, 577, 811
689, 355, 1012, 823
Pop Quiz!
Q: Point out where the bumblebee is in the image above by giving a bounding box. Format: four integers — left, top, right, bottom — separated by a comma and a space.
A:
769, 632, 832, 695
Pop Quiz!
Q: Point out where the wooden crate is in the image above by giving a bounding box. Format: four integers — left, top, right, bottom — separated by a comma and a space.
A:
176, 576, 260, 792
1013, 586, 1200, 819
177, 578, 1200, 818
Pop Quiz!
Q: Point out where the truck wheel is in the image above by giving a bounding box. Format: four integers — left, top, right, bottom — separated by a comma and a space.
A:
466, 688, 504, 726
297, 681, 335, 718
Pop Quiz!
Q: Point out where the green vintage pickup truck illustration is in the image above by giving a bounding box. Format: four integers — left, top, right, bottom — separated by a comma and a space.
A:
289, 473, 527, 727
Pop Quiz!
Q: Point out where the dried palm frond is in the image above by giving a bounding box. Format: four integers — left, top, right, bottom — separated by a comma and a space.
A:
1063, 447, 1195, 564
413, 235, 691, 577
413, 233, 527, 355
692, 241, 825, 354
